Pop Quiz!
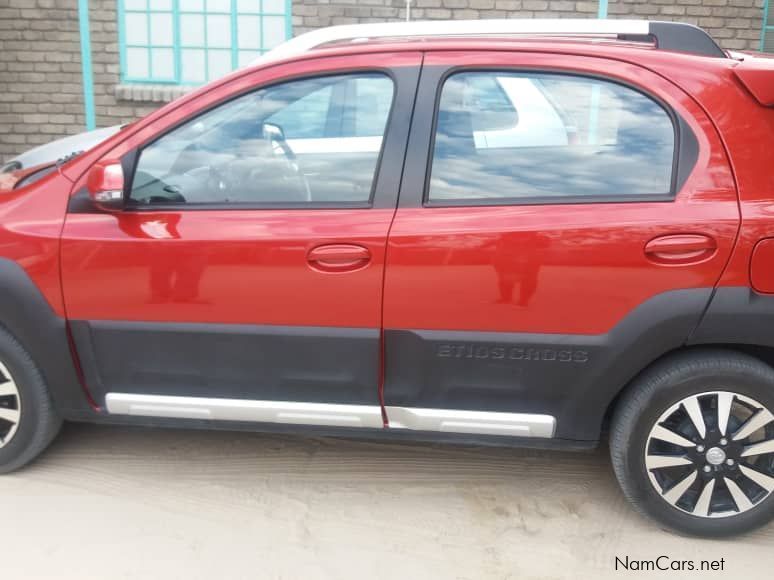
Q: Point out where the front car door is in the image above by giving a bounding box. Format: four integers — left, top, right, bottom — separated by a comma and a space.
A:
382, 50, 740, 441
61, 53, 422, 428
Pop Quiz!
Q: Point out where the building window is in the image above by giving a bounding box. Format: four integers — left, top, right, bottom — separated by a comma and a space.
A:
764, 0, 774, 52
119, 0, 291, 85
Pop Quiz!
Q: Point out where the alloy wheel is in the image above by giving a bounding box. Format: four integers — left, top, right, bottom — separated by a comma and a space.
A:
645, 391, 774, 518
0, 361, 21, 448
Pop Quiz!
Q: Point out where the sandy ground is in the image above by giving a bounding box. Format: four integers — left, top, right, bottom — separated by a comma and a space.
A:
1, 423, 772, 580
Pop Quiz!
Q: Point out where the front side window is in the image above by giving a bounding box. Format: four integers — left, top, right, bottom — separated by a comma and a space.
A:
129, 73, 394, 206
119, 0, 290, 84
427, 71, 676, 203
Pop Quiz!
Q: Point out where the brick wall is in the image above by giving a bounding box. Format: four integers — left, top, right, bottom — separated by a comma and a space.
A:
609, 0, 766, 51
0, 0, 158, 161
293, 0, 766, 43
0, 0, 83, 160
0, 0, 767, 162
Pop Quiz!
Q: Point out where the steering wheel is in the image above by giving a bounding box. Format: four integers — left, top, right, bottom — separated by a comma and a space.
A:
177, 164, 233, 202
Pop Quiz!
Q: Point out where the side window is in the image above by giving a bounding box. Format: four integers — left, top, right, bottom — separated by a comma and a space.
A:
267, 76, 394, 140
265, 85, 334, 139
427, 71, 676, 203
129, 73, 394, 206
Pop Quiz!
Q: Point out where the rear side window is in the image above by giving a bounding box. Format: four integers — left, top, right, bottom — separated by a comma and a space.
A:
427, 71, 676, 204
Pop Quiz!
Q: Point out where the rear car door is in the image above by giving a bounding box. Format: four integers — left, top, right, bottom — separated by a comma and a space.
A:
382, 50, 740, 441
60, 53, 422, 427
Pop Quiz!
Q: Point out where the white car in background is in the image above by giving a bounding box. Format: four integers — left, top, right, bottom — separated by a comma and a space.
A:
1, 125, 122, 174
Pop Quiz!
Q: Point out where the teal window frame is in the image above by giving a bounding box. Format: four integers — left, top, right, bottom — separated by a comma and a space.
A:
763, 0, 773, 53
118, 0, 292, 85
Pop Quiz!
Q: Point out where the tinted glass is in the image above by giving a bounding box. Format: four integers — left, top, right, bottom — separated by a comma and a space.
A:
130, 73, 394, 206
427, 72, 676, 203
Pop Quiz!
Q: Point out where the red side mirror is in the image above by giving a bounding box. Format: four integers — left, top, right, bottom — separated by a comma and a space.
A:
87, 160, 125, 211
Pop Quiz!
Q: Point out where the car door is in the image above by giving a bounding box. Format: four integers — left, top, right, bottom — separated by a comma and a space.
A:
382, 51, 740, 441
61, 52, 422, 428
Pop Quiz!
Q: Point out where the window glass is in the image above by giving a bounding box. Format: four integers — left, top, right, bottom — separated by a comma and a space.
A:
428, 72, 676, 203
268, 76, 394, 140
267, 85, 334, 139
130, 73, 394, 206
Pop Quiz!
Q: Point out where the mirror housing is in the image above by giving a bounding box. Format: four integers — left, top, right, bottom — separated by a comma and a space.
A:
87, 160, 125, 211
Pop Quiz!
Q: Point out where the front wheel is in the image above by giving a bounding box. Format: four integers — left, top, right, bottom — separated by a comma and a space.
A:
610, 349, 774, 537
0, 327, 61, 473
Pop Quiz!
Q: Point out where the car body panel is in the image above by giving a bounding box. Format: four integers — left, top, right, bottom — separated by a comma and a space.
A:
60, 52, 423, 406
380, 50, 740, 432
384, 50, 739, 333
3, 35, 773, 444
649, 55, 774, 297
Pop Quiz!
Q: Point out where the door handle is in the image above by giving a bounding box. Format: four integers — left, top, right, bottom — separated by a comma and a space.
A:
644, 234, 717, 264
307, 244, 371, 272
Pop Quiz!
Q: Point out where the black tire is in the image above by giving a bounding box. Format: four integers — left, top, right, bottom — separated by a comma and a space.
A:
0, 326, 61, 473
610, 348, 774, 537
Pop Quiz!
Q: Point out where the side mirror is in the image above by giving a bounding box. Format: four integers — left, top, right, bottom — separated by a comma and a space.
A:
87, 160, 125, 211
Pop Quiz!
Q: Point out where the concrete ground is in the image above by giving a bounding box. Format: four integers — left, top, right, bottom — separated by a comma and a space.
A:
1, 423, 772, 579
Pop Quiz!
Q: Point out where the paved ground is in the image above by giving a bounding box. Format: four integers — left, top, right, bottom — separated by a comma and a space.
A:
1, 423, 772, 579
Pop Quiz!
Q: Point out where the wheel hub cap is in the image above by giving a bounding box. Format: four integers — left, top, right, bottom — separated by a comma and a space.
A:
644, 391, 774, 519
0, 361, 21, 448
705, 447, 726, 466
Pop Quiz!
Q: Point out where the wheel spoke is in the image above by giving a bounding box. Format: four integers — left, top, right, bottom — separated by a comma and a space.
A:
739, 465, 774, 493
682, 395, 706, 439
741, 439, 774, 458
647, 390, 774, 519
646, 454, 694, 470
725, 477, 754, 512
693, 478, 716, 517
0, 407, 19, 424
651, 424, 696, 448
663, 470, 697, 505
732, 408, 774, 442
717, 392, 734, 436
0, 380, 17, 397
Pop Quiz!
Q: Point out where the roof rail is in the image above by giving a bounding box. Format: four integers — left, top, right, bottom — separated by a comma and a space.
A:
256, 19, 726, 65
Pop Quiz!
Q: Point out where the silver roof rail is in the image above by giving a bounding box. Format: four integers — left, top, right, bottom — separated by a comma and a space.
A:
256, 19, 726, 65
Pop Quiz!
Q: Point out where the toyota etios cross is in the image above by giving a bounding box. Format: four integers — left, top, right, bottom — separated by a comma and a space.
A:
1, 19, 774, 537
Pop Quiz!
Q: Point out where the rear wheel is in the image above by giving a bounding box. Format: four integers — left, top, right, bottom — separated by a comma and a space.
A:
0, 327, 61, 473
610, 350, 774, 537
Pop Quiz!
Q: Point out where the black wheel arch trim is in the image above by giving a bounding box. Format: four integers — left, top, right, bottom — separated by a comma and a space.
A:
0, 259, 93, 417
689, 287, 774, 349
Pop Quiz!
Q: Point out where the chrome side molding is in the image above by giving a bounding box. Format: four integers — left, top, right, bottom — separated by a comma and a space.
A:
385, 406, 556, 438
105, 394, 384, 429
105, 394, 556, 438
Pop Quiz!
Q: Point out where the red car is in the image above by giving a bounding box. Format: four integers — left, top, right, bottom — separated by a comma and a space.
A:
1, 19, 773, 537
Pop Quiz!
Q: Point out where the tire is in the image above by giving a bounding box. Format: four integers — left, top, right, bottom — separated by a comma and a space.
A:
610, 348, 774, 537
0, 326, 62, 473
